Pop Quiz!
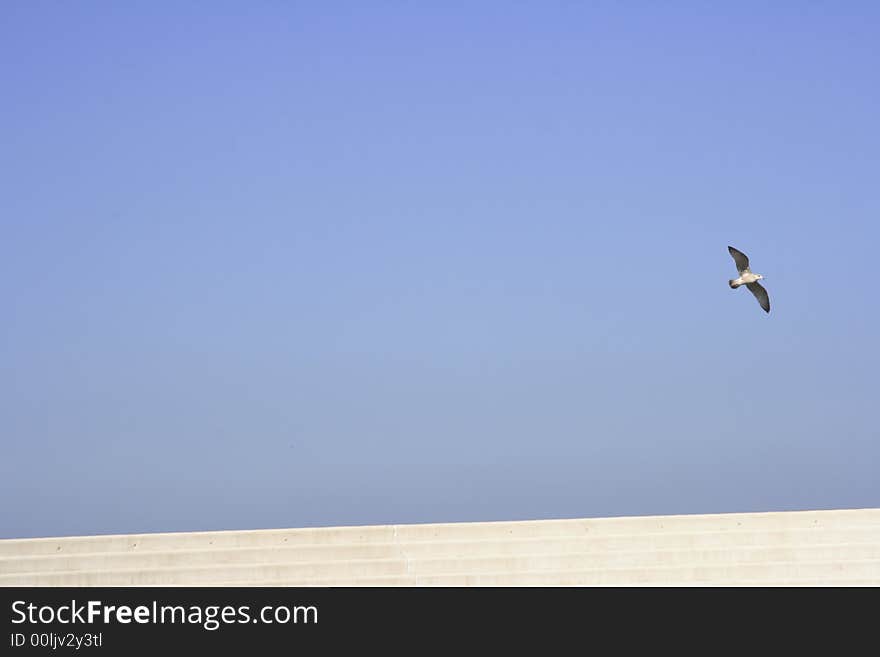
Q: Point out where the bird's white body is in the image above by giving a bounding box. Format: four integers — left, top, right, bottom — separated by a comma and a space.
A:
729, 271, 763, 288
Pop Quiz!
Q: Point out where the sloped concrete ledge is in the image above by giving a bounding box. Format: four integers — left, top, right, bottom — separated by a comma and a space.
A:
2, 508, 879, 586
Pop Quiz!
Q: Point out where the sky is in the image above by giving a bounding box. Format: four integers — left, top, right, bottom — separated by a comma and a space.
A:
2, 3, 878, 539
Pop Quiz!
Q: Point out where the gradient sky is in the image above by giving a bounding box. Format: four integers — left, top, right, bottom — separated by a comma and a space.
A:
2, 3, 878, 538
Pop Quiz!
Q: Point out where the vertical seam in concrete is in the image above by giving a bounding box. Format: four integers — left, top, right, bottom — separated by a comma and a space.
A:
393, 525, 412, 578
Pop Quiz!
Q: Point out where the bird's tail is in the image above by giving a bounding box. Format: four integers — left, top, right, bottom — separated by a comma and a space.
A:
729, 279, 740, 289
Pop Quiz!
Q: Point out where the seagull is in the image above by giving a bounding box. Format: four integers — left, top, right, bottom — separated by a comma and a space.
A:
728, 245, 770, 313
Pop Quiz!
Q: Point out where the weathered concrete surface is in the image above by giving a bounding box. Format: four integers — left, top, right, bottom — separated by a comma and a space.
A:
2, 508, 879, 586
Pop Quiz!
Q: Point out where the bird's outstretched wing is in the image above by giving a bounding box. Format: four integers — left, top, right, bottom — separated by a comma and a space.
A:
746, 282, 770, 313
728, 246, 751, 273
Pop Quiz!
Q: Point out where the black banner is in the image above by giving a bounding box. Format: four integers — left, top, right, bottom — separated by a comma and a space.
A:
0, 586, 863, 651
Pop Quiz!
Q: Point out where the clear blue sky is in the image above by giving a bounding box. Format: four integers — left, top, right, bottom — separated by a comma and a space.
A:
2, 3, 878, 538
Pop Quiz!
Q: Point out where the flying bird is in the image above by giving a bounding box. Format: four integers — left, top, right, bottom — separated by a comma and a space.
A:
728, 246, 770, 313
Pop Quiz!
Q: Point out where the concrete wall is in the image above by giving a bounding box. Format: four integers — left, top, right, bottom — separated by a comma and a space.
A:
2, 508, 879, 585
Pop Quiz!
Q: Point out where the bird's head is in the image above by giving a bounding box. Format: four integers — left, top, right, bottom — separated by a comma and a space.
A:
756, 274, 765, 280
